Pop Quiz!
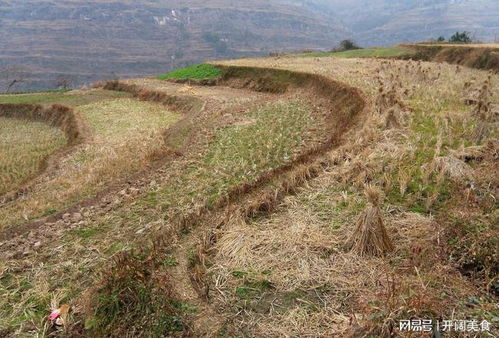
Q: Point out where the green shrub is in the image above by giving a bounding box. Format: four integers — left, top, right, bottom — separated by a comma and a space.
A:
449, 31, 472, 43
339, 39, 361, 51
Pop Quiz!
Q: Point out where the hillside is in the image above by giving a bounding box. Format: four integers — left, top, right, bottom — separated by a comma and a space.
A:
315, 0, 499, 45
0, 47, 497, 336
0, 0, 346, 91
2, 0, 499, 91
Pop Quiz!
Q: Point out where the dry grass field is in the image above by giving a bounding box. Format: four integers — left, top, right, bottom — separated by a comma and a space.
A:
208, 56, 498, 336
0, 118, 66, 195
0, 91, 182, 232
0, 77, 324, 335
0, 49, 497, 337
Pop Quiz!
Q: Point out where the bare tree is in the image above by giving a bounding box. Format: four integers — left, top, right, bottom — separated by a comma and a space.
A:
0, 65, 31, 93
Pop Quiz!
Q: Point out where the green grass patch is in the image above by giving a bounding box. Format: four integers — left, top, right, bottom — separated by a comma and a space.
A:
236, 279, 273, 300
297, 46, 412, 59
149, 100, 313, 210
72, 227, 102, 239
157, 64, 223, 80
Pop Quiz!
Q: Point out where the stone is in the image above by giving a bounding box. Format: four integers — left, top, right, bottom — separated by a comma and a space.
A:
71, 213, 82, 222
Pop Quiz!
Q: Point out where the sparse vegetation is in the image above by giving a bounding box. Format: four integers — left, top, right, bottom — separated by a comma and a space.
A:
157, 64, 223, 80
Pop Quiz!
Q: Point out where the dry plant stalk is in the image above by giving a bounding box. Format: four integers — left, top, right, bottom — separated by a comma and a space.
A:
346, 186, 394, 256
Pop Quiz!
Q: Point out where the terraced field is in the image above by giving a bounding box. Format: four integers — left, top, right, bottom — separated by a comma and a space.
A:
0, 118, 66, 195
0, 91, 183, 232
0, 48, 497, 337
0, 69, 334, 335
210, 55, 498, 336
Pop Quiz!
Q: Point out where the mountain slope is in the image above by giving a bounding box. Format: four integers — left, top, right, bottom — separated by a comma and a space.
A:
1, 0, 498, 91
312, 0, 499, 45
0, 0, 346, 91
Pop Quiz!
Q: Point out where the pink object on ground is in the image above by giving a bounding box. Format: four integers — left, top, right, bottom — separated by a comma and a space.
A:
49, 311, 60, 321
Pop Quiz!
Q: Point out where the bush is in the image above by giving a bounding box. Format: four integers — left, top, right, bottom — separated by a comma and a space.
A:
449, 31, 472, 44
339, 39, 361, 51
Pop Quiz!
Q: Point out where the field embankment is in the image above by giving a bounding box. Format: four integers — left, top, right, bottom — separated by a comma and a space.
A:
403, 43, 499, 72
0, 118, 65, 196
0, 103, 86, 145
0, 90, 181, 234
0, 103, 87, 199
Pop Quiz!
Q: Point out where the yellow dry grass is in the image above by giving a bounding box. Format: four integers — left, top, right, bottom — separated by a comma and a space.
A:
0, 98, 180, 230
1, 54, 497, 336
0, 86, 318, 334
207, 56, 498, 335
0, 118, 66, 195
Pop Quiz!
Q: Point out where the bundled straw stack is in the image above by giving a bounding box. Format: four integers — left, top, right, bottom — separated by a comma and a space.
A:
346, 186, 394, 256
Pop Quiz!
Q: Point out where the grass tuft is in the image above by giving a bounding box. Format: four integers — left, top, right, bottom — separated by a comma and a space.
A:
85, 239, 187, 336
